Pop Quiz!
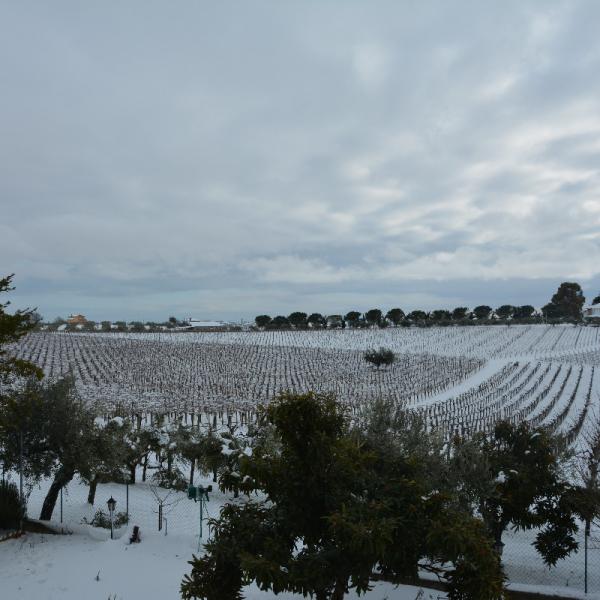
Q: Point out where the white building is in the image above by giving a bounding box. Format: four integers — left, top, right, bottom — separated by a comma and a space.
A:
583, 305, 600, 319
186, 319, 229, 330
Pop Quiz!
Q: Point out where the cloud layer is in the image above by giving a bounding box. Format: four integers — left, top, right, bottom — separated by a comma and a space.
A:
1, 1, 599, 320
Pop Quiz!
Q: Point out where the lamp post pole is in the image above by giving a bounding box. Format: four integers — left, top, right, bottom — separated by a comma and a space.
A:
19, 430, 24, 531
107, 497, 116, 540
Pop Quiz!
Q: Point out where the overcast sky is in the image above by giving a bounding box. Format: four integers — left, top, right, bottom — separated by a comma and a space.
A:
2, 1, 599, 321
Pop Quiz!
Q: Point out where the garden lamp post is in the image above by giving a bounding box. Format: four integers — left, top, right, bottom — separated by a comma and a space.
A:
107, 496, 117, 540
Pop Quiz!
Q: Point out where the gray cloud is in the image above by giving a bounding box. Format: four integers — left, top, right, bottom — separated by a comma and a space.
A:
1, 1, 599, 320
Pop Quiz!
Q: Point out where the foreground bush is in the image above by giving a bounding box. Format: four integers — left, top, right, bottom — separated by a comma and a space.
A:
0, 480, 25, 530
363, 347, 395, 369
181, 392, 505, 600
82, 508, 128, 529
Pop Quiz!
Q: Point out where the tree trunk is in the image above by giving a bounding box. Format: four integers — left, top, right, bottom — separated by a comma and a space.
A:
212, 467, 218, 483
332, 577, 347, 600
87, 475, 98, 505
129, 463, 136, 484
189, 459, 195, 486
142, 453, 148, 482
315, 591, 328, 600
40, 467, 74, 520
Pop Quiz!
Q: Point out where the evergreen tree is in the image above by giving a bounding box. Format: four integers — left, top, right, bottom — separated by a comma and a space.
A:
513, 305, 535, 320
254, 315, 272, 329
473, 305, 492, 320
364, 308, 382, 326
406, 310, 428, 323
454, 421, 587, 566
495, 305, 515, 320
363, 347, 395, 369
343, 311, 361, 327
181, 393, 505, 600
385, 308, 405, 326
307, 313, 326, 328
0, 274, 42, 383
287, 312, 308, 328
271, 315, 290, 329
452, 307, 469, 320
544, 282, 585, 321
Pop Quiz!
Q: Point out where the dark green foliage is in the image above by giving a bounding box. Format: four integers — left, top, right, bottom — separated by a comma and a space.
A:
307, 313, 326, 328
495, 305, 514, 319
593, 295, 600, 305
385, 308, 405, 326
452, 307, 469, 320
198, 429, 226, 483
0, 274, 43, 382
271, 316, 290, 328
288, 312, 307, 328
456, 421, 583, 566
182, 393, 505, 600
406, 310, 428, 323
344, 311, 361, 326
254, 315, 272, 328
430, 309, 451, 322
152, 467, 188, 491
0, 376, 97, 520
513, 305, 535, 320
82, 508, 129, 529
363, 347, 395, 369
0, 480, 25, 530
364, 309, 382, 325
543, 282, 585, 321
82, 417, 132, 504
473, 305, 492, 320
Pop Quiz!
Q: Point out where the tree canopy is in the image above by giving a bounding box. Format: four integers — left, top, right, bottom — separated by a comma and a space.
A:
181, 392, 505, 600
473, 305, 493, 320
0, 274, 43, 382
543, 282, 585, 321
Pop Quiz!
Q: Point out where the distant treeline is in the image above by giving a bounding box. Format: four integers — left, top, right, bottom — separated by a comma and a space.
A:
255, 282, 599, 329
36, 281, 599, 333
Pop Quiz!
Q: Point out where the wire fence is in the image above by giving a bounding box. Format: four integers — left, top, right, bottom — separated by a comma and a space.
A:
20, 477, 600, 597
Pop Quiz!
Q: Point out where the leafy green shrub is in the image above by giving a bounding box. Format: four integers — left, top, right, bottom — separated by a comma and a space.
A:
0, 480, 25, 530
82, 509, 128, 529
363, 346, 395, 369
152, 467, 187, 491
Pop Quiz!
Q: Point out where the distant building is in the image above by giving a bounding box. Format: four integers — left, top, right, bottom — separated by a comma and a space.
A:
185, 319, 239, 331
583, 305, 600, 320
67, 314, 87, 325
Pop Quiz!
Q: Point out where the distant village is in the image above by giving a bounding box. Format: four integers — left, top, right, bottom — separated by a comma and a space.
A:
39, 314, 250, 333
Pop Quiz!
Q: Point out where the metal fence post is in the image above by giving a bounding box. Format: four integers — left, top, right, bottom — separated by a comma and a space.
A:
585, 522, 589, 595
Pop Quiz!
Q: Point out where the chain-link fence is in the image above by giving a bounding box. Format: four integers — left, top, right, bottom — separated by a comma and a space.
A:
21, 477, 600, 597
501, 525, 600, 594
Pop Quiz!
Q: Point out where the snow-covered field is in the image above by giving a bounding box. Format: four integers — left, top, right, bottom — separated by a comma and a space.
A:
5, 324, 600, 599
11, 325, 600, 442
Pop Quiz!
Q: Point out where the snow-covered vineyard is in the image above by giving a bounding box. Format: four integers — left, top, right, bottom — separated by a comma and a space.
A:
10, 324, 600, 448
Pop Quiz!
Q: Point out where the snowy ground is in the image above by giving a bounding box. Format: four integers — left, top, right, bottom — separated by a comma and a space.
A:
0, 530, 445, 600
4, 324, 600, 598
0, 473, 596, 599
